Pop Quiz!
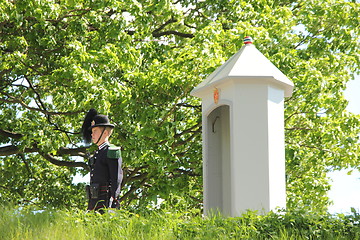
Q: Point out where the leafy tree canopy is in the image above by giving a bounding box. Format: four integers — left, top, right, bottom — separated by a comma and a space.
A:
0, 0, 359, 212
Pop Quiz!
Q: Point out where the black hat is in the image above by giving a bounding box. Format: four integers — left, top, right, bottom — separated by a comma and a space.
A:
81, 109, 115, 143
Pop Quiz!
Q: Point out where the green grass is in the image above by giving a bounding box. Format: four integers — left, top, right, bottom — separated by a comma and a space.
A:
1, 205, 360, 239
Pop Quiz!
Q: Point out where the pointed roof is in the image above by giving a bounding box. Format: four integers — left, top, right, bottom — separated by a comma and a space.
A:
191, 37, 294, 97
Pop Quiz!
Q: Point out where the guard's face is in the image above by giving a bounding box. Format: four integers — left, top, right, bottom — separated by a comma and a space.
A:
91, 127, 106, 144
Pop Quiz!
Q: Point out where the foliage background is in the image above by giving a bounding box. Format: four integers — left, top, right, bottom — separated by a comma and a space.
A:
0, 0, 359, 212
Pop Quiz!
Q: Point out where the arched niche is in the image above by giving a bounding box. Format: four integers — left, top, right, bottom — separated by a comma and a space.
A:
204, 105, 231, 215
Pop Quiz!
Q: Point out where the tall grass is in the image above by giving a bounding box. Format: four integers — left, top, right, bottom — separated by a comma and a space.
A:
1, 205, 360, 239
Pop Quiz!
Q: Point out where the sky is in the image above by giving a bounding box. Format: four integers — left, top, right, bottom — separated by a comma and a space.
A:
327, 74, 360, 214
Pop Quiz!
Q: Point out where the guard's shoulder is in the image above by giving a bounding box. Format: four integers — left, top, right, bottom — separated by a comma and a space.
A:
107, 144, 121, 159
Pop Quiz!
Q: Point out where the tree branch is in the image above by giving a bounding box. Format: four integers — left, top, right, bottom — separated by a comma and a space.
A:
39, 152, 89, 170
286, 141, 333, 153
152, 30, 194, 38
0, 92, 82, 115
0, 144, 89, 167
174, 121, 201, 139
176, 103, 201, 109
153, 18, 178, 33
0, 129, 23, 140
0, 144, 39, 156
57, 147, 88, 158
285, 127, 312, 131
46, 8, 92, 23
173, 130, 200, 147
284, 111, 313, 122
120, 177, 148, 203
24, 76, 48, 112
151, 17, 194, 38
19, 153, 37, 180
173, 168, 199, 177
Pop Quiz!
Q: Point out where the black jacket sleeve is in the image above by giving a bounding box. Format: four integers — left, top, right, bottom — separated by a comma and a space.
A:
107, 152, 123, 198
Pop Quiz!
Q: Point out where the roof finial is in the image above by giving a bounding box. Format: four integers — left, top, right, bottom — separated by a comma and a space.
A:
244, 36, 253, 45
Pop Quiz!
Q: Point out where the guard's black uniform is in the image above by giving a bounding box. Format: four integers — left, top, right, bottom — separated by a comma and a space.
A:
87, 142, 123, 211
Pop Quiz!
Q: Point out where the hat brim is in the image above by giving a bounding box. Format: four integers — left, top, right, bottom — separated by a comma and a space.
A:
89, 123, 115, 129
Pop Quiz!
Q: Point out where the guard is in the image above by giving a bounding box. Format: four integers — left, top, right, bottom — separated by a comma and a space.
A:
81, 109, 123, 213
